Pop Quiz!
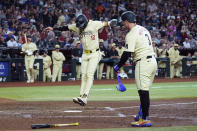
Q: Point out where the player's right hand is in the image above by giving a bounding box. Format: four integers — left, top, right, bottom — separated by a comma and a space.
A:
45, 27, 53, 31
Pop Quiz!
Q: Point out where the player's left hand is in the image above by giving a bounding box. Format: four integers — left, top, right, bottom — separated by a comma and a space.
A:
114, 64, 120, 73
109, 19, 118, 27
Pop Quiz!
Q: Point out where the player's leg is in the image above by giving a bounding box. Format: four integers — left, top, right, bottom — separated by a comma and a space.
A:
43, 70, 46, 82
78, 52, 101, 105
110, 66, 114, 79
106, 65, 110, 79
58, 64, 62, 82
170, 64, 175, 78
47, 68, 52, 82
73, 54, 88, 105
98, 63, 104, 79
76, 64, 81, 80
120, 67, 125, 74
29, 56, 35, 83
132, 58, 157, 127
52, 64, 58, 82
25, 57, 31, 83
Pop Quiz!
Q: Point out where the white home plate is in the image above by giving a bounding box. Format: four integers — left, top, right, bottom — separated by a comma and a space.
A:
64, 110, 82, 113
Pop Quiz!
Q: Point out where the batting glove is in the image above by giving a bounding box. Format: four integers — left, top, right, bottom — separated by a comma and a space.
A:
114, 65, 120, 73
108, 19, 118, 27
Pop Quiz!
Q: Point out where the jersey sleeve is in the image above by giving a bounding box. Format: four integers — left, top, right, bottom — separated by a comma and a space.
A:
93, 21, 105, 30
68, 24, 79, 33
125, 32, 137, 53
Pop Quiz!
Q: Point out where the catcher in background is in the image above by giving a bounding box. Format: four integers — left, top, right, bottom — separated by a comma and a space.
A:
22, 35, 37, 83
114, 11, 157, 127
46, 14, 117, 106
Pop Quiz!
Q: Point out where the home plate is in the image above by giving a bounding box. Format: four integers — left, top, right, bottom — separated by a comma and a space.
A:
64, 110, 82, 113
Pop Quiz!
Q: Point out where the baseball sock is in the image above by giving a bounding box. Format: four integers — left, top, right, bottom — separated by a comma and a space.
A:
138, 90, 150, 120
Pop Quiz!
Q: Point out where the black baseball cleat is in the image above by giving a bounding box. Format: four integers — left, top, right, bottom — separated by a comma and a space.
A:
77, 97, 87, 106
73, 97, 82, 105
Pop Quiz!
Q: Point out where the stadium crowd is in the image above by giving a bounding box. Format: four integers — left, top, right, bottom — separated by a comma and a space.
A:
0, 0, 196, 81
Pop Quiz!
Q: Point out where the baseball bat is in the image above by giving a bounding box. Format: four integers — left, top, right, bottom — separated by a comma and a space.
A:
31, 122, 79, 129
24, 33, 27, 44
116, 73, 126, 92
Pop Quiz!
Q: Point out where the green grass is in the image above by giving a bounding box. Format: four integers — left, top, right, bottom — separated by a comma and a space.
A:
38, 126, 197, 131
0, 82, 196, 101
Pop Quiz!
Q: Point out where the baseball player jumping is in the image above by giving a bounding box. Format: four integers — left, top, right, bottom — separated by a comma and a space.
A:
114, 11, 157, 127
46, 14, 117, 106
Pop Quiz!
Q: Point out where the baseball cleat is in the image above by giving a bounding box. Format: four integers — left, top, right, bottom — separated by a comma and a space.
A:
73, 97, 82, 105
131, 118, 152, 127
77, 97, 87, 106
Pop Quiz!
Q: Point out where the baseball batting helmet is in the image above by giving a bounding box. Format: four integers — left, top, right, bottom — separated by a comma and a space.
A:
75, 14, 88, 29
121, 11, 136, 23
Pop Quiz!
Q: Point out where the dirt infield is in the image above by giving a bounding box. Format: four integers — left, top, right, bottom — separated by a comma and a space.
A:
0, 78, 197, 130
0, 98, 197, 130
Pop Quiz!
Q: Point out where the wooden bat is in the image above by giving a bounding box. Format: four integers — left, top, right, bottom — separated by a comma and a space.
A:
24, 33, 27, 44
31, 122, 79, 129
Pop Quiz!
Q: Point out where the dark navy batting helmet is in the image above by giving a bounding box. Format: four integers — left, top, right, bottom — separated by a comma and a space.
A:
75, 14, 88, 29
121, 11, 136, 23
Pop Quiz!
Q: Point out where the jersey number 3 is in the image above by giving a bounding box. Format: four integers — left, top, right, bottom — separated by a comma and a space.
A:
145, 34, 151, 45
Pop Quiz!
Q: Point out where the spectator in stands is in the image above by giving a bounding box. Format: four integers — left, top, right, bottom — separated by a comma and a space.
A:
7, 36, 18, 48
0, 36, 6, 47
46, 29, 56, 48
63, 37, 72, 49
168, 44, 182, 78
183, 38, 191, 49
188, 35, 196, 48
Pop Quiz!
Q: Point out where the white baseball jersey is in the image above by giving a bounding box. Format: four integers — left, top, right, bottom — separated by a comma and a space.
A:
68, 20, 105, 50
125, 25, 155, 61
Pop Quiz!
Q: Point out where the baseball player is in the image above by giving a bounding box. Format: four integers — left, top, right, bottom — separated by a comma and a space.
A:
114, 11, 157, 127
52, 45, 66, 82
22, 35, 37, 83
33, 50, 42, 81
46, 14, 117, 106
43, 49, 52, 82
168, 44, 182, 78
